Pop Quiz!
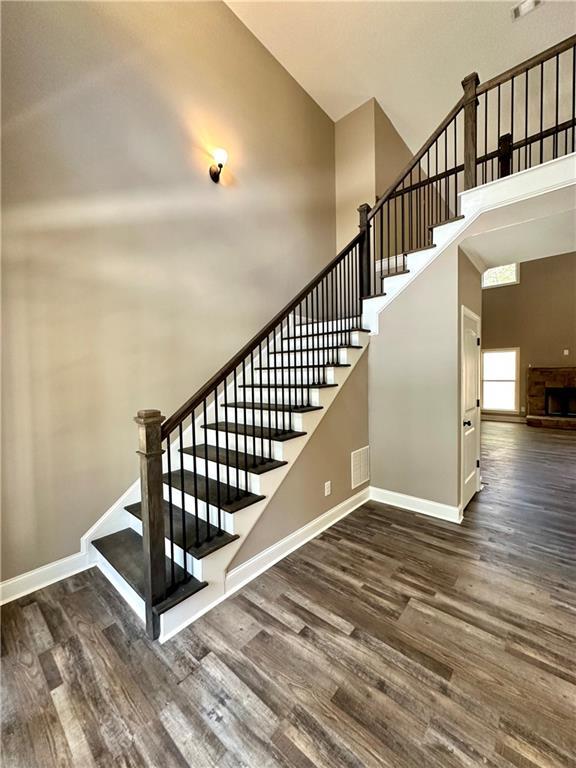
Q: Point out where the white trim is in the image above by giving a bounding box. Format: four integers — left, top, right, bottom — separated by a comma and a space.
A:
0, 482, 463, 614
0, 551, 90, 605
226, 487, 370, 593
482, 413, 526, 423
461, 305, 482, 508
481, 347, 520, 413
369, 486, 463, 524
481, 262, 520, 289
159, 487, 370, 643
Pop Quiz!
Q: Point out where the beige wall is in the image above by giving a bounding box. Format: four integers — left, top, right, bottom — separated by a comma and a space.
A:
369, 245, 462, 507
229, 352, 369, 568
335, 100, 376, 250
335, 98, 412, 250
482, 252, 576, 414
1, 2, 336, 580
459, 248, 482, 318
374, 101, 413, 199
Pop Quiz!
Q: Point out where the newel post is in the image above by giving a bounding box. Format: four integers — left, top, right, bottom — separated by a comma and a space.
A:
358, 202, 372, 299
461, 72, 480, 190
134, 409, 166, 640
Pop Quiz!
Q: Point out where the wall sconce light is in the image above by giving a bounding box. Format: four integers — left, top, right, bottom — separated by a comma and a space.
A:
209, 148, 228, 183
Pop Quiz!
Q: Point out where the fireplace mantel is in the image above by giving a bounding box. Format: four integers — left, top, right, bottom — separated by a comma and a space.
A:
527, 367, 576, 429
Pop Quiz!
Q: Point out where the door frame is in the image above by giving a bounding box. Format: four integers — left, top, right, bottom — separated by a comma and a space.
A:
460, 305, 482, 508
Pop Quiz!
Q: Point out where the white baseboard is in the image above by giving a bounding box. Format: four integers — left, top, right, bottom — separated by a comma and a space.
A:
481, 413, 526, 424
0, 551, 90, 605
369, 485, 463, 524
225, 487, 371, 594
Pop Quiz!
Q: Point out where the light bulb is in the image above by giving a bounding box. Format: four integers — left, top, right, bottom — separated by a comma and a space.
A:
213, 148, 228, 167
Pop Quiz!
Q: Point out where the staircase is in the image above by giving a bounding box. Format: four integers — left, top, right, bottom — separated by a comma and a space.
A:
89, 35, 576, 640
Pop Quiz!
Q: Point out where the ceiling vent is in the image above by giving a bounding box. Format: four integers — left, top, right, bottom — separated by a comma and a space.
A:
351, 446, 370, 489
512, 0, 543, 20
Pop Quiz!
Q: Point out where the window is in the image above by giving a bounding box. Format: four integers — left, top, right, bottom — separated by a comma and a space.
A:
482, 349, 519, 412
481, 263, 519, 289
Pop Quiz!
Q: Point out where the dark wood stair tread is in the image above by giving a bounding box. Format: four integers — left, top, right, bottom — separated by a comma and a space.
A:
163, 469, 264, 512
379, 268, 410, 277
428, 214, 464, 232
228, 402, 323, 414
181, 444, 287, 474
286, 327, 369, 340
403, 244, 436, 256
92, 528, 207, 613
202, 422, 306, 442
125, 500, 238, 559
254, 363, 351, 370
278, 344, 363, 352
239, 382, 338, 389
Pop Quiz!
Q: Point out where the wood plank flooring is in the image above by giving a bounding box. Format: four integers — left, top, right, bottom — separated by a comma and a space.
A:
2, 422, 575, 767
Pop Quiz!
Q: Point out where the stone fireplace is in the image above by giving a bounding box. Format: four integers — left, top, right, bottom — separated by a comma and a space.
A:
527, 367, 576, 429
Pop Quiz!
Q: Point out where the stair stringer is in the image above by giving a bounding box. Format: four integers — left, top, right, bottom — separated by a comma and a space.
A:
363, 152, 576, 333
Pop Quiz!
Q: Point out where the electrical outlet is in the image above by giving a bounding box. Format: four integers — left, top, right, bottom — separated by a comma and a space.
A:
563, 349, 570, 356
324, 481, 331, 497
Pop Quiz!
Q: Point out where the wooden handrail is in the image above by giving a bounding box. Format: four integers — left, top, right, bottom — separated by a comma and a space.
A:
368, 97, 464, 221
161, 233, 363, 436
477, 34, 576, 96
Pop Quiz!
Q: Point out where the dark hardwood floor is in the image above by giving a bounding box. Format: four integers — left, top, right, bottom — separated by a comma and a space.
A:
2, 422, 575, 767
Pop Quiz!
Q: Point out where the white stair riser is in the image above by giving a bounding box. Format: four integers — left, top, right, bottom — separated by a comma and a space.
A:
282, 330, 364, 350
265, 349, 349, 366
250, 367, 337, 385
162, 484, 236, 534
128, 514, 204, 581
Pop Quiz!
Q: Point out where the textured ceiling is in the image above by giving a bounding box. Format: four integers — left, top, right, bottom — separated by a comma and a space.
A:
227, 1, 576, 152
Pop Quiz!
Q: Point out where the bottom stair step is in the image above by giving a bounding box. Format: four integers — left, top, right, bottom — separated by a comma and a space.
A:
92, 528, 207, 615
125, 500, 238, 559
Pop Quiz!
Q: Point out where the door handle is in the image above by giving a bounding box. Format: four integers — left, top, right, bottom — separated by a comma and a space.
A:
463, 420, 472, 427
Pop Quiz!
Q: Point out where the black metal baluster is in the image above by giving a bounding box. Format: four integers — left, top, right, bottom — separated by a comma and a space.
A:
279, 319, 287, 433
572, 46, 575, 153
201, 402, 212, 544
554, 54, 560, 159
454, 115, 458, 213
511, 76, 515, 173
178, 423, 188, 569
233, 367, 241, 499
540, 63, 544, 164
191, 413, 200, 548
272, 326, 280, 436
261, 341, 268, 461
223, 377, 231, 504
444, 129, 448, 219
166, 435, 175, 587
525, 69, 529, 171
214, 388, 222, 535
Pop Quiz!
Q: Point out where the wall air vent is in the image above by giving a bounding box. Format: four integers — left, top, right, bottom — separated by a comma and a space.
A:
512, 0, 542, 20
351, 446, 370, 489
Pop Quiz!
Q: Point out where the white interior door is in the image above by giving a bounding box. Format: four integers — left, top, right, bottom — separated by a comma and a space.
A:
461, 307, 481, 510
